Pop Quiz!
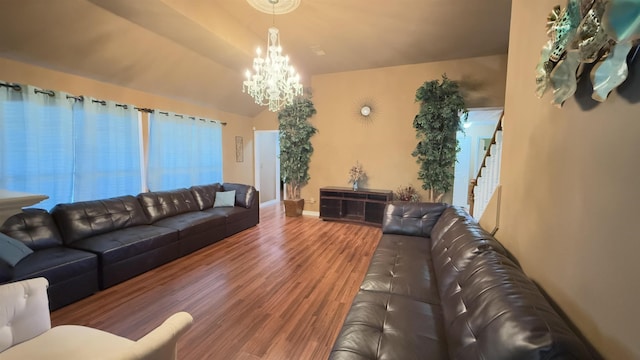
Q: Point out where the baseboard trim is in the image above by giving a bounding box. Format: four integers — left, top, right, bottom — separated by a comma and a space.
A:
260, 199, 279, 207
302, 210, 319, 217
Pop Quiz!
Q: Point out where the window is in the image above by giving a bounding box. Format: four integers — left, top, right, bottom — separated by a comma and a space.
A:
71, 98, 143, 202
0, 84, 143, 209
147, 112, 223, 191
0, 85, 74, 210
1, 82, 224, 209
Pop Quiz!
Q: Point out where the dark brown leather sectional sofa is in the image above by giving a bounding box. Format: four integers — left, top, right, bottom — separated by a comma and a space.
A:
0, 182, 258, 310
329, 202, 595, 359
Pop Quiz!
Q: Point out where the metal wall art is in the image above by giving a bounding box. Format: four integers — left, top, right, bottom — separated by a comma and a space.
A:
536, 0, 640, 106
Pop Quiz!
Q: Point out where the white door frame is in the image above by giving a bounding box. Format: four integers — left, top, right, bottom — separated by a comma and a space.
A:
254, 130, 280, 205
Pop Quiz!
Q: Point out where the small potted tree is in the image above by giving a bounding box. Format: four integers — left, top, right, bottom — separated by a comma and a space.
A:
278, 96, 317, 217
412, 74, 468, 202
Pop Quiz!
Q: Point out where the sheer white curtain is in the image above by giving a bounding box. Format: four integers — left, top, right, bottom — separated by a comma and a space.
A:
192, 117, 223, 183
147, 112, 223, 191
72, 97, 143, 201
0, 84, 74, 210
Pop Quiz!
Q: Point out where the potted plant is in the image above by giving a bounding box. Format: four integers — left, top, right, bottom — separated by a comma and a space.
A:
411, 74, 468, 202
394, 184, 421, 202
278, 96, 318, 217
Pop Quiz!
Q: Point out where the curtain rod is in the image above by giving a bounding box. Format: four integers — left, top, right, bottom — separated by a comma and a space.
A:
34, 88, 55, 97
189, 116, 220, 124
66, 95, 84, 101
0, 82, 21, 91
154, 110, 226, 125
0, 82, 227, 126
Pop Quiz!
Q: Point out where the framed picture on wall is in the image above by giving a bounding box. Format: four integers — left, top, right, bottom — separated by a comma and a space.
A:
235, 136, 243, 162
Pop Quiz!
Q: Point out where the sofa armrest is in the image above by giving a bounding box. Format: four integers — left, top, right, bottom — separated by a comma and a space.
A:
0, 277, 51, 352
221, 183, 257, 209
381, 202, 449, 237
1, 209, 64, 250
131, 312, 193, 360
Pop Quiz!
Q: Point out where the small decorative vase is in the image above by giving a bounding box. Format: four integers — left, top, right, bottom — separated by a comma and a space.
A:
353, 180, 358, 191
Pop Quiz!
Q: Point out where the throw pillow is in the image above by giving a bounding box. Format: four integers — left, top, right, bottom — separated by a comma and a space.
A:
213, 190, 236, 207
0, 233, 33, 267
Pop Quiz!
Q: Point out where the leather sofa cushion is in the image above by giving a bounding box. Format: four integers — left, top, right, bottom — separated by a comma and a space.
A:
152, 212, 225, 238
204, 204, 251, 221
1, 209, 63, 250
381, 202, 448, 237
190, 183, 222, 210
137, 189, 200, 223
329, 290, 448, 360
205, 205, 259, 237
443, 251, 593, 359
10, 247, 97, 284
52, 196, 148, 244
222, 183, 257, 209
67, 225, 178, 265
360, 234, 440, 304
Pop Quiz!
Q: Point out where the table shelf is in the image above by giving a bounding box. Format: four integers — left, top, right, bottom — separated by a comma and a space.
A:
319, 186, 392, 227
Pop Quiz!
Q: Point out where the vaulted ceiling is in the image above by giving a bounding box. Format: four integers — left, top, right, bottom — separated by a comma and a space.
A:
0, 0, 512, 117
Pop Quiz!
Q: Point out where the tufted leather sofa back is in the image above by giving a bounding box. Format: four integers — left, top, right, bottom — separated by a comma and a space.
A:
381, 202, 448, 237
222, 183, 257, 209
431, 222, 510, 298
137, 188, 200, 223
52, 196, 149, 244
0, 277, 51, 352
442, 251, 593, 359
190, 183, 222, 210
430, 206, 478, 247
0, 209, 63, 251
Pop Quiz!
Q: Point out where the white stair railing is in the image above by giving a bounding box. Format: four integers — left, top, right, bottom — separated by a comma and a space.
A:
470, 116, 503, 220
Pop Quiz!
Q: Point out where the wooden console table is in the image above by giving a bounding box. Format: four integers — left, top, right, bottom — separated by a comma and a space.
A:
319, 186, 393, 227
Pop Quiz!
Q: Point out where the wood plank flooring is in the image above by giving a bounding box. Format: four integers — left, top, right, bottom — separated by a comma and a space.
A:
51, 203, 381, 360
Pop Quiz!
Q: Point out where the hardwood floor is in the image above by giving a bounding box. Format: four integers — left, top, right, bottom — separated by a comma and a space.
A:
51, 203, 381, 359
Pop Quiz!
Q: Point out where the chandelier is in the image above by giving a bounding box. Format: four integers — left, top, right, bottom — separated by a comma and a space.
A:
243, 1, 303, 112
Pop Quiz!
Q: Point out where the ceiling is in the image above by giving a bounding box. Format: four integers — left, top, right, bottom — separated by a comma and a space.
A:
0, 0, 512, 117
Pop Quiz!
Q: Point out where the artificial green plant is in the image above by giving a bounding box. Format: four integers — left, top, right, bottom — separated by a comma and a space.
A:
411, 74, 468, 202
278, 96, 318, 200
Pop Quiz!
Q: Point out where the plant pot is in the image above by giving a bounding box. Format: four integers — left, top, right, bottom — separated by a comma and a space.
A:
284, 199, 304, 217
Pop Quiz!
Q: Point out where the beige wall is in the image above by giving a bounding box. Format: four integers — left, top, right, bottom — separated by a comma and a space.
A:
500, 2, 640, 358
298, 55, 508, 211
252, 108, 279, 131
0, 57, 254, 185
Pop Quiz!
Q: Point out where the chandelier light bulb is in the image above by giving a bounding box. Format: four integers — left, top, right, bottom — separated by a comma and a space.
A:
242, 25, 303, 112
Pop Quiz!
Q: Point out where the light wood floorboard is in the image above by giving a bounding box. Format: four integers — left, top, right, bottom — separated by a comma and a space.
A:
51, 203, 381, 360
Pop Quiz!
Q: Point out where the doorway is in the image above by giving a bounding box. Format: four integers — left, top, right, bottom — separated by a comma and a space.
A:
452, 107, 503, 209
254, 130, 280, 205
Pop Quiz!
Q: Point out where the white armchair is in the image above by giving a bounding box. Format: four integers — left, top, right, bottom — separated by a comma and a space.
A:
0, 278, 193, 360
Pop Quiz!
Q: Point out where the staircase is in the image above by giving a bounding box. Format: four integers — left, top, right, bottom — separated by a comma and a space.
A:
470, 115, 503, 220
